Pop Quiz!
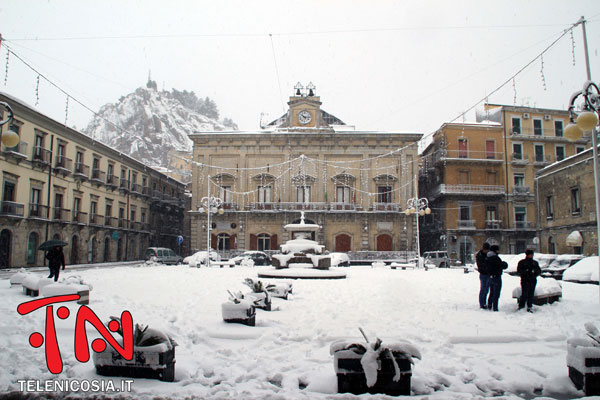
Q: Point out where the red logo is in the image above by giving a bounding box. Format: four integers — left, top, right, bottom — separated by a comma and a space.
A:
17, 295, 134, 374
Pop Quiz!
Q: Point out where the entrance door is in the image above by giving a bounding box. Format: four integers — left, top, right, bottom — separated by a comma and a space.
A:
103, 237, 110, 262
0, 229, 11, 267
71, 235, 79, 265
335, 234, 351, 252
376, 234, 393, 251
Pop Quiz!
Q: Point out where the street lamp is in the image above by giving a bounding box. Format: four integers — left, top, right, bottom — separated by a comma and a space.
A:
198, 175, 224, 267
0, 102, 20, 147
404, 196, 431, 267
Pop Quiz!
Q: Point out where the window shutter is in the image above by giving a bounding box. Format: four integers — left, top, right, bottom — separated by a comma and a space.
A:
211, 234, 217, 250
271, 234, 278, 250
250, 234, 257, 250
231, 234, 237, 249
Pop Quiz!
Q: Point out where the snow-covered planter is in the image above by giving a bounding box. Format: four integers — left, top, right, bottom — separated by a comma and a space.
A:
9, 269, 31, 287
222, 291, 256, 326
93, 320, 176, 382
270, 283, 293, 300
511, 278, 562, 306
21, 276, 54, 297
567, 322, 600, 395
243, 279, 272, 310
330, 329, 421, 396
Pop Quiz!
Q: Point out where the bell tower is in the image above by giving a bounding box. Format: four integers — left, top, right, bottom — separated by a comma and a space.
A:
287, 82, 322, 128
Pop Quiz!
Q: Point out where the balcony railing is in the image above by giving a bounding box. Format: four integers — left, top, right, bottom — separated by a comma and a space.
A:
131, 183, 142, 194
91, 169, 106, 183
32, 146, 51, 165
74, 162, 89, 178
106, 175, 118, 188
510, 153, 529, 164
282, 202, 328, 211
89, 214, 104, 225
152, 190, 162, 200
533, 155, 551, 165
512, 186, 531, 196
72, 210, 88, 224
515, 221, 534, 230
105, 216, 116, 227
372, 203, 399, 212
330, 202, 357, 211
436, 150, 504, 162
119, 179, 130, 191
250, 202, 277, 210
53, 207, 71, 222
457, 220, 476, 229
433, 184, 505, 197
118, 218, 127, 228
28, 204, 49, 219
221, 202, 237, 210
2, 141, 28, 160
54, 155, 73, 172
0, 201, 25, 217
485, 220, 502, 230
142, 186, 152, 197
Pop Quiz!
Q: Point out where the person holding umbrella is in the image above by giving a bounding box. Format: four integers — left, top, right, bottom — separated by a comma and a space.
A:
40, 239, 67, 281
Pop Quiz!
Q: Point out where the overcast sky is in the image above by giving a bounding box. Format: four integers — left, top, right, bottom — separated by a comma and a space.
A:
1, 1, 599, 138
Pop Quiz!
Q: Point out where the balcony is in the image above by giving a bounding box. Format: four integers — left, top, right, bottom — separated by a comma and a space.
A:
514, 221, 534, 230
372, 202, 400, 212
330, 202, 357, 211
73, 162, 90, 179
434, 150, 504, 165
72, 210, 88, 224
53, 207, 71, 222
457, 220, 476, 230
90, 169, 106, 184
2, 141, 28, 162
105, 216, 116, 227
28, 204, 49, 219
533, 154, 552, 167
119, 179, 130, 192
432, 184, 505, 198
250, 202, 277, 211
510, 153, 529, 165
32, 146, 51, 168
512, 186, 531, 197
152, 190, 163, 201
89, 214, 104, 225
142, 186, 152, 197
511, 127, 589, 142
118, 218, 128, 228
54, 155, 72, 175
105, 175, 118, 189
131, 221, 144, 231
0, 201, 25, 217
281, 202, 328, 211
221, 202, 238, 211
485, 220, 503, 230
131, 183, 142, 195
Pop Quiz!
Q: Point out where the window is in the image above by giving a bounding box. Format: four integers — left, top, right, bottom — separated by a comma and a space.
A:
90, 201, 97, 219
141, 209, 146, 223
105, 203, 112, 218
30, 188, 41, 217
257, 234, 271, 251
75, 151, 83, 167
571, 187, 581, 215
92, 158, 100, 171
296, 186, 311, 203
548, 237, 556, 254
458, 138, 468, 158
217, 233, 231, 251
73, 197, 81, 213
142, 176, 147, 188
576, 146, 585, 154
514, 174, 524, 187
258, 185, 272, 203
27, 232, 39, 264
486, 206, 497, 221
219, 185, 232, 203
515, 206, 527, 227
377, 186, 392, 203
459, 204, 471, 221
485, 140, 496, 159
534, 144, 545, 162
555, 120, 563, 137
511, 117, 521, 134
458, 170, 470, 185
33, 134, 44, 160
555, 145, 565, 161
107, 163, 114, 179
54, 193, 63, 209
3, 181, 16, 202
118, 207, 125, 227
131, 172, 137, 184
57, 144, 66, 167
337, 186, 351, 203
513, 143, 523, 159
130, 209, 136, 223
533, 119, 543, 135
546, 196, 554, 220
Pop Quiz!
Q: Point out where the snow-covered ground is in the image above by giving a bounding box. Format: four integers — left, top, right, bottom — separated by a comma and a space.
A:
1, 264, 599, 399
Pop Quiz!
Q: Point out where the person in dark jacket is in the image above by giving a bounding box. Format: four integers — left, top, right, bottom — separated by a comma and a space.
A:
46, 246, 66, 282
485, 245, 508, 311
517, 249, 541, 312
476, 242, 491, 309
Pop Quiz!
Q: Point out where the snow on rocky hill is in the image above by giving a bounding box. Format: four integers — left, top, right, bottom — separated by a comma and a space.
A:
84, 80, 237, 168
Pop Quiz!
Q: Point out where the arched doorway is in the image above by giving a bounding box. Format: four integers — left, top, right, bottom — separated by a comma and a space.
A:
71, 235, 79, 265
117, 238, 123, 261
88, 235, 96, 263
27, 232, 39, 265
0, 229, 12, 267
377, 234, 393, 251
103, 237, 110, 262
335, 234, 351, 252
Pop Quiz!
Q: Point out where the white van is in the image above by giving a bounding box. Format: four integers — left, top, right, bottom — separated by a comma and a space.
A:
422, 251, 451, 268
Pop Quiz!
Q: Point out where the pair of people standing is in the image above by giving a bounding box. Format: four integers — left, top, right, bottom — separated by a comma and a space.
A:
476, 243, 507, 311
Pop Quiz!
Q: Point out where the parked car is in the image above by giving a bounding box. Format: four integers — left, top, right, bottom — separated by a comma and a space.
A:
422, 251, 451, 268
183, 250, 221, 267
230, 251, 272, 266
329, 253, 350, 267
145, 247, 183, 265
542, 254, 585, 279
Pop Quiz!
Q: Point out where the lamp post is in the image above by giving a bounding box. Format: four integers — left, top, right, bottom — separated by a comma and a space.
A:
404, 173, 431, 268
563, 16, 600, 300
0, 102, 20, 147
198, 175, 224, 267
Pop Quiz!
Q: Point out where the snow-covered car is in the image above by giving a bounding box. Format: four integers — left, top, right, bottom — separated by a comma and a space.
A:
329, 252, 350, 267
145, 247, 183, 265
183, 251, 221, 267
542, 254, 585, 279
562, 256, 599, 284
229, 251, 271, 266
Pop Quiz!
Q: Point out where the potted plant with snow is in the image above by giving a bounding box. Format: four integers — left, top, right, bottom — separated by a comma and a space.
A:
222, 290, 257, 326
567, 322, 600, 395
93, 318, 176, 382
242, 278, 273, 310
330, 328, 421, 396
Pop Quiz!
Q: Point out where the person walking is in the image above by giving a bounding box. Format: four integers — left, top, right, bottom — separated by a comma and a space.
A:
46, 246, 66, 282
517, 249, 541, 312
476, 242, 491, 309
485, 245, 508, 312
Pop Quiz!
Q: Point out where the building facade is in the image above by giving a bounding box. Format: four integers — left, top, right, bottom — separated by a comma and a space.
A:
420, 104, 590, 262
536, 147, 598, 255
189, 88, 422, 256
0, 93, 186, 268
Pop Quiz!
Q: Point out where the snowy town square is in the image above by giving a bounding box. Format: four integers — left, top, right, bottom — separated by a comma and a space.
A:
0, 262, 599, 399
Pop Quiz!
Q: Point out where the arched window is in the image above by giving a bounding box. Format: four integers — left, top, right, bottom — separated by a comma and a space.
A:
27, 232, 39, 264
217, 233, 231, 251
257, 234, 270, 251
0, 229, 11, 267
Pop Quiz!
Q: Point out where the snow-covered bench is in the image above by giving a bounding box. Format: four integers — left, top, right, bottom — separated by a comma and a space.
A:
567, 323, 600, 395
389, 263, 414, 270
40, 283, 90, 305
9, 269, 31, 287
22, 275, 54, 297
511, 278, 562, 306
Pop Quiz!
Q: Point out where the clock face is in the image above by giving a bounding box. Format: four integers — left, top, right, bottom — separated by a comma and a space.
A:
298, 110, 312, 125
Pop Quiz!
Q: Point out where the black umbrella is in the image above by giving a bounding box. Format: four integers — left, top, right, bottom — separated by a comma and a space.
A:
39, 239, 68, 251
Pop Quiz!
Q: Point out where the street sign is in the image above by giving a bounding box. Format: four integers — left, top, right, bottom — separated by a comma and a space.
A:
177, 235, 184, 244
